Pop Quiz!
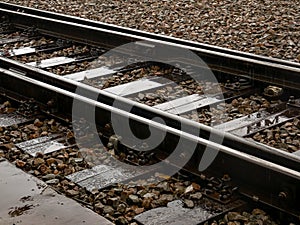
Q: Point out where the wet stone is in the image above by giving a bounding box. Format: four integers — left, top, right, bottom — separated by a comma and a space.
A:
158, 194, 174, 205
4, 0, 300, 62
184, 94, 277, 126
34, 119, 44, 127
115, 216, 128, 225
15, 159, 26, 168
184, 199, 195, 208
250, 117, 300, 153
107, 197, 120, 208
190, 192, 203, 200
103, 206, 114, 215
95, 202, 105, 212
252, 208, 266, 215
143, 193, 156, 199
117, 203, 127, 213
217, 209, 277, 225
42, 173, 56, 180
66, 189, 80, 196
33, 157, 45, 167
142, 198, 152, 209
156, 181, 171, 192
129, 194, 140, 204
46, 178, 60, 185
227, 212, 248, 221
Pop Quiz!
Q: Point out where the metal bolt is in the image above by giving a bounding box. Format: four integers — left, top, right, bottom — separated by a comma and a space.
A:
252, 195, 259, 202
288, 96, 295, 104
225, 80, 231, 88
278, 191, 288, 200
234, 82, 240, 89
257, 112, 261, 118
200, 174, 206, 180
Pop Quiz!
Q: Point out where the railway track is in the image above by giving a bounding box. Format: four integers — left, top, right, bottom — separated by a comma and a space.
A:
0, 3, 300, 224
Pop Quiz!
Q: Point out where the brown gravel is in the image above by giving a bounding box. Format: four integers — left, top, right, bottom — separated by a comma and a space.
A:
0, 100, 282, 224
183, 94, 276, 126
13, 44, 90, 63
4, 0, 300, 62
251, 117, 300, 153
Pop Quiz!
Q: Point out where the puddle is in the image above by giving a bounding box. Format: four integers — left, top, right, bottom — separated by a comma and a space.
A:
0, 159, 113, 225
9, 204, 35, 217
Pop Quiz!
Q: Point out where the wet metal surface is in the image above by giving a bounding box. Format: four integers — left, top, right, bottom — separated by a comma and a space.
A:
8, 46, 36, 56
231, 110, 295, 137
15, 136, 66, 157
0, 113, 31, 128
15, 136, 53, 148
167, 95, 221, 115
63, 67, 115, 81
66, 164, 112, 183
214, 111, 270, 133
293, 150, 300, 157
134, 199, 246, 225
0, 37, 27, 45
104, 79, 165, 96
135, 200, 213, 225
26, 56, 75, 68
67, 164, 145, 192
0, 158, 113, 225
154, 94, 202, 111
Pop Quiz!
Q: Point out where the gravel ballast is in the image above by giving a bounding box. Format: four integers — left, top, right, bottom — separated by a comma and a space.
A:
3, 0, 300, 62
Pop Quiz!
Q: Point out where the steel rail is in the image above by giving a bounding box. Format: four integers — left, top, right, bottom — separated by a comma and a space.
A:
1, 5, 300, 215
1, 2, 300, 69
0, 7, 300, 91
0, 7, 299, 172
1, 56, 300, 173
3, 67, 299, 179
2, 67, 300, 215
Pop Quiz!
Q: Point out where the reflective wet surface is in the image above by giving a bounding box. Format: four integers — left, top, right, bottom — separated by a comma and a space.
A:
0, 159, 113, 225
134, 199, 246, 225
